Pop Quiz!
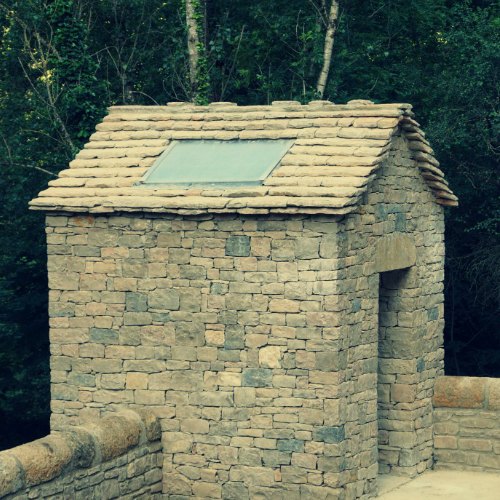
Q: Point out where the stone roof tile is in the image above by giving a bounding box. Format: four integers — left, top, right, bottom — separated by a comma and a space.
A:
30, 101, 457, 214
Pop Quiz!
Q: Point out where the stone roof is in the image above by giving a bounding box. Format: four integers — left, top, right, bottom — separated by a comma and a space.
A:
30, 100, 457, 215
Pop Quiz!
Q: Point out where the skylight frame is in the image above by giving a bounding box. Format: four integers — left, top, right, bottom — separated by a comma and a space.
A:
136, 139, 294, 188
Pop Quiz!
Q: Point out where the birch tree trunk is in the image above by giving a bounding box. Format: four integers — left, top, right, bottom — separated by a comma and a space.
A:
185, 0, 209, 103
185, 0, 200, 96
316, 0, 339, 98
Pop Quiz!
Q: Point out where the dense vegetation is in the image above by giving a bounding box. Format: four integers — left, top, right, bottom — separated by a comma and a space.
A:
0, 0, 498, 450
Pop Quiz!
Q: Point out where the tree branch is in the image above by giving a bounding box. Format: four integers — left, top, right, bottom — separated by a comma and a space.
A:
220, 25, 246, 100
0, 161, 58, 177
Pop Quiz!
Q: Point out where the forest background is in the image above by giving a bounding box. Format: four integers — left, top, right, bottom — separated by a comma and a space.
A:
0, 0, 498, 450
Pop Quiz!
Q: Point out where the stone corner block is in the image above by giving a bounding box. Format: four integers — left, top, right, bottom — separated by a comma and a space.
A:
313, 425, 345, 444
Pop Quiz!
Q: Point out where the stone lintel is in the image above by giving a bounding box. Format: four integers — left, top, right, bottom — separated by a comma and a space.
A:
374, 233, 416, 273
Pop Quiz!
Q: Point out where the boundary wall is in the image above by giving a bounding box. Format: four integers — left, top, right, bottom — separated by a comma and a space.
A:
433, 376, 500, 472
0, 409, 162, 499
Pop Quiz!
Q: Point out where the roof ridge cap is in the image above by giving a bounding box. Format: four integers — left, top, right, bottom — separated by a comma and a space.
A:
108, 101, 414, 113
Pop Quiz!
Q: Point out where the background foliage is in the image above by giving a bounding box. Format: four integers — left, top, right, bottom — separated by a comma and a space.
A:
0, 0, 498, 450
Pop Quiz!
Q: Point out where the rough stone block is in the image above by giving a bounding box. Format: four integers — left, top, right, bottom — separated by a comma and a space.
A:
126, 373, 148, 390
178, 288, 201, 312
388, 431, 417, 448
259, 346, 282, 368
295, 238, 320, 259
315, 351, 346, 372
190, 391, 234, 407
391, 383, 417, 403
262, 451, 291, 467
242, 369, 273, 388
478, 454, 500, 469
234, 387, 256, 407
313, 426, 345, 444
181, 418, 210, 434
149, 289, 180, 311
458, 438, 492, 452
217, 372, 242, 387
277, 439, 304, 453
90, 328, 119, 344
175, 322, 205, 346
192, 481, 222, 498
434, 435, 458, 449
222, 481, 249, 499
225, 325, 245, 350
134, 390, 164, 405
280, 466, 308, 484
291, 452, 317, 469
225, 236, 250, 257
125, 292, 148, 312
149, 371, 202, 391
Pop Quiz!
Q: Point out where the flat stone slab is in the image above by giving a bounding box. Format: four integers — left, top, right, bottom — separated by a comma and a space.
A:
378, 470, 500, 500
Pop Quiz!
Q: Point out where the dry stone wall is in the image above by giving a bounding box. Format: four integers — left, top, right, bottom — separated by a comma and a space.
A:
331, 134, 445, 494
0, 409, 162, 499
43, 133, 445, 499
433, 376, 500, 471
46, 210, 351, 498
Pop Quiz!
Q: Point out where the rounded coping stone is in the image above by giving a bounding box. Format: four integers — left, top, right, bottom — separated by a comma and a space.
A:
347, 99, 374, 105
487, 378, 500, 410
0, 453, 24, 496
271, 100, 302, 106
208, 102, 238, 107
54, 426, 97, 469
6, 433, 73, 486
433, 376, 500, 411
81, 411, 143, 463
0, 409, 160, 497
167, 102, 194, 107
308, 100, 334, 106
132, 408, 162, 442
433, 376, 486, 409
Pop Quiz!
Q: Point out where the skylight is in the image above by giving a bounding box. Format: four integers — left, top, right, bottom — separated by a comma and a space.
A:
137, 139, 293, 187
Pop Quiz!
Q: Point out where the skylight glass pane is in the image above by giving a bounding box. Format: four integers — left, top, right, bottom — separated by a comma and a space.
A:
139, 139, 293, 187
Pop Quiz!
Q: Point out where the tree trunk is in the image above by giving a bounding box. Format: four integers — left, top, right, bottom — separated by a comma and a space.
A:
316, 0, 339, 98
185, 0, 200, 97
185, 0, 209, 103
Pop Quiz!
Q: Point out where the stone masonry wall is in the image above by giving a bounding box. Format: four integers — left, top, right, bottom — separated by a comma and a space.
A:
44, 134, 445, 499
46, 211, 352, 499
0, 409, 162, 499
335, 133, 445, 494
433, 376, 500, 471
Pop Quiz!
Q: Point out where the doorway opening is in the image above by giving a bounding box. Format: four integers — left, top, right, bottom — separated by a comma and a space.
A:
377, 269, 407, 475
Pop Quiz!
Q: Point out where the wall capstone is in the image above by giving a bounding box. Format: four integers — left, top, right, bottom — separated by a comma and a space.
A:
433, 376, 500, 472
434, 376, 490, 409
0, 409, 161, 498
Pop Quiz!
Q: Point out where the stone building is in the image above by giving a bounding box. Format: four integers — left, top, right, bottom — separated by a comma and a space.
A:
29, 100, 457, 498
